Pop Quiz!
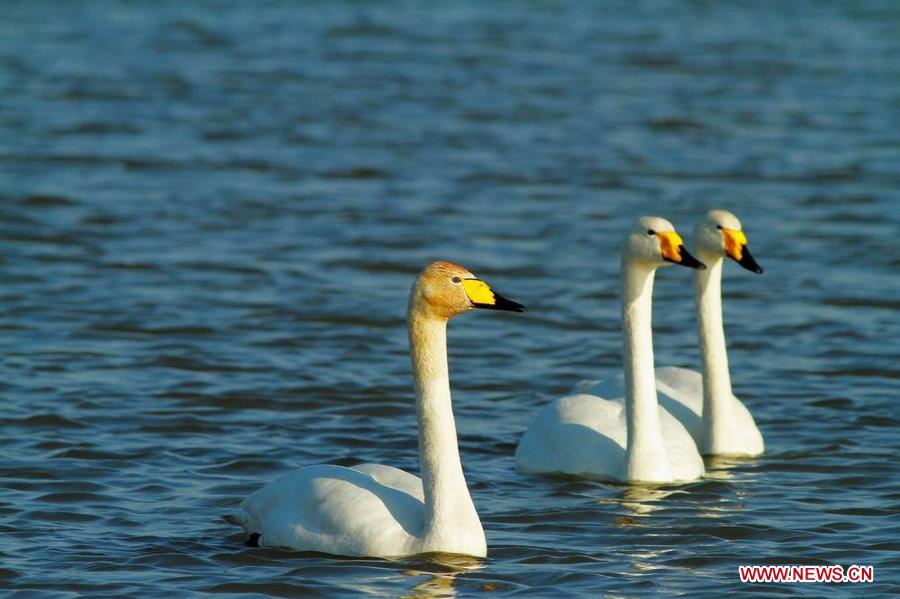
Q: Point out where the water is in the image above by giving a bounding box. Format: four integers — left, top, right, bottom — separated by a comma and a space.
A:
1, 1, 899, 596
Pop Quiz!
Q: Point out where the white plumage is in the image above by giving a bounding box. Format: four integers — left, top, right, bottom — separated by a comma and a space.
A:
573, 210, 765, 458
227, 261, 525, 558
516, 217, 706, 484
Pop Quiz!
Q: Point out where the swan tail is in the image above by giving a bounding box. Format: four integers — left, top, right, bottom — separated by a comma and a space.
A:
222, 512, 262, 547
222, 511, 245, 527
572, 379, 600, 394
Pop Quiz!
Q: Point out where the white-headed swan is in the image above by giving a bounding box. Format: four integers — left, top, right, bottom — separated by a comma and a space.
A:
654, 210, 764, 457
227, 261, 525, 558
576, 211, 765, 457
515, 217, 706, 483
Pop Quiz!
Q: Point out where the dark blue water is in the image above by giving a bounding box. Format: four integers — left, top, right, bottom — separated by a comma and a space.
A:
1, 1, 898, 596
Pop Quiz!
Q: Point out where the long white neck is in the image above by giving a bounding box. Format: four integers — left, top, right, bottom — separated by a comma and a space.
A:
407, 304, 481, 543
621, 258, 672, 482
693, 253, 734, 454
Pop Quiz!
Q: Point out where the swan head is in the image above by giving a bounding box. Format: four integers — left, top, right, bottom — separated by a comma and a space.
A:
694, 210, 763, 274
411, 261, 526, 319
623, 216, 706, 270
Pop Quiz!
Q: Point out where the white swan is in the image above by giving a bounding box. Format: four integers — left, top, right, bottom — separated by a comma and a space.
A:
227, 261, 525, 558
577, 210, 765, 457
654, 210, 765, 456
515, 217, 706, 483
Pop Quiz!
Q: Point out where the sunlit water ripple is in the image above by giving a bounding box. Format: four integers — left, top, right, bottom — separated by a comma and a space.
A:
1, 1, 898, 597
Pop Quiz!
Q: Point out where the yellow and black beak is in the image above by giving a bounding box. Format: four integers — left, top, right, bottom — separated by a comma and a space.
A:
461, 278, 527, 312
722, 228, 763, 274
657, 231, 706, 270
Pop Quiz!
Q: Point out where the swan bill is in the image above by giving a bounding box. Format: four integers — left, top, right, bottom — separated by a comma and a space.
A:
735, 245, 763, 274
722, 228, 763, 274
657, 231, 706, 270
477, 291, 527, 312
671, 246, 706, 269
461, 278, 527, 312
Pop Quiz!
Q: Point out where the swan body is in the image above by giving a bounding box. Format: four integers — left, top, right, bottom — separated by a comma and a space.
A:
577, 367, 761, 458
655, 366, 763, 456
516, 217, 706, 484
515, 393, 704, 482
230, 464, 428, 557
229, 262, 525, 558
576, 211, 765, 457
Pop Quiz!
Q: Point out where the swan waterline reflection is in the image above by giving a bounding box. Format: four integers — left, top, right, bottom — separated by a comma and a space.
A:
608, 486, 684, 518
400, 552, 486, 598
594, 474, 757, 544
703, 454, 764, 481
232, 549, 487, 597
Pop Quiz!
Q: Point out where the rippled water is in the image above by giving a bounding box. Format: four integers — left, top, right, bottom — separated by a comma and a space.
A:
2, 1, 899, 596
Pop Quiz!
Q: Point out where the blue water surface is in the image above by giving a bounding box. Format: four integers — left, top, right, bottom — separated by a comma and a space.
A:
1, 1, 898, 596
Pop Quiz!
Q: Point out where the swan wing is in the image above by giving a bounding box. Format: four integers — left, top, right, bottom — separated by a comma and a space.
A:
655, 366, 704, 445
574, 368, 708, 462
659, 406, 706, 482
572, 374, 624, 399
656, 366, 764, 456
233, 464, 424, 557
350, 463, 424, 501
516, 394, 627, 481
722, 398, 765, 456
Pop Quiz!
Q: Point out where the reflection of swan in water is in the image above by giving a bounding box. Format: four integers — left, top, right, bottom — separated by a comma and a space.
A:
599, 486, 681, 519
693, 456, 762, 524
400, 553, 485, 599
700, 453, 763, 508
703, 455, 741, 481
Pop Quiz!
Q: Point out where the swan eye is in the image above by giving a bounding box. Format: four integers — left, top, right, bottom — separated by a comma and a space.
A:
647, 229, 656, 235
716, 225, 723, 230
451, 276, 461, 284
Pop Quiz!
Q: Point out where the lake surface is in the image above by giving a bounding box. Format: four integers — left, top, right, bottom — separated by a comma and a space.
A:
1, 1, 898, 596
